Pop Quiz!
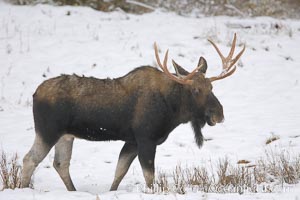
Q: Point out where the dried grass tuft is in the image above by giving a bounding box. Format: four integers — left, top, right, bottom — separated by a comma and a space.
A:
155, 148, 300, 194
0, 151, 22, 190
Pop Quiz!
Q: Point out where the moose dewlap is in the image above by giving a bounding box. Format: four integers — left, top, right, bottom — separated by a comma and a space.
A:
21, 34, 245, 191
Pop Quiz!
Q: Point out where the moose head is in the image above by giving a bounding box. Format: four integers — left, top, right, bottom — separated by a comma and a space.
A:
154, 33, 245, 146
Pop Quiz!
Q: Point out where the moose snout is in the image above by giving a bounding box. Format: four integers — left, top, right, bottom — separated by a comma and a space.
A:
205, 108, 224, 126
212, 114, 224, 124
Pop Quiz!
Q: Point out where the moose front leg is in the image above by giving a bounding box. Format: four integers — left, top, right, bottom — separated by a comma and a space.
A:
137, 141, 156, 189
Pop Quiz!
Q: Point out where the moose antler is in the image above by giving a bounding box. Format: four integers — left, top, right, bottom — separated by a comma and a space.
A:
208, 33, 245, 82
154, 43, 204, 85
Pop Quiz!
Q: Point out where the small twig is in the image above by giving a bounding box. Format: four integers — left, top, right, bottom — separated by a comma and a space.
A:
125, 0, 156, 11
224, 4, 246, 17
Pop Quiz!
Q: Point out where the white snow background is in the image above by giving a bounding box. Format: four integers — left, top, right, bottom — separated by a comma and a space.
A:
0, 2, 300, 200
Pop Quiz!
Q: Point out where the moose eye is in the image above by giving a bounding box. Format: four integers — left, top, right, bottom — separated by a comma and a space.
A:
193, 88, 202, 96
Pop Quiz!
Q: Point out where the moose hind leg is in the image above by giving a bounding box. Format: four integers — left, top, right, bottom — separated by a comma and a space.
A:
110, 142, 138, 191
22, 134, 54, 188
53, 135, 76, 191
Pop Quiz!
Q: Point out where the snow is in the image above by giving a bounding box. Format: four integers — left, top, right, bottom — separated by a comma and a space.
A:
0, 2, 300, 199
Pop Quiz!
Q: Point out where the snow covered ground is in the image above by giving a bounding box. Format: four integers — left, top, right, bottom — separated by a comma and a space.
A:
0, 2, 300, 200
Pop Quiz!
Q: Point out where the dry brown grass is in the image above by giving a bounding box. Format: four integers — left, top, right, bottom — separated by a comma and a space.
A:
172, 166, 186, 194
155, 148, 300, 194
155, 171, 169, 194
1, 148, 299, 194
237, 160, 251, 164
0, 151, 22, 190
265, 135, 280, 145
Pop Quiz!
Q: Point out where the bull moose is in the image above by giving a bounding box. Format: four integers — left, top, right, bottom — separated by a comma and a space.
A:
21, 34, 245, 191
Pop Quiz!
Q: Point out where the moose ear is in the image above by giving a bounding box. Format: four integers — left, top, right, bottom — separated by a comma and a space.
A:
172, 60, 189, 76
197, 57, 207, 74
